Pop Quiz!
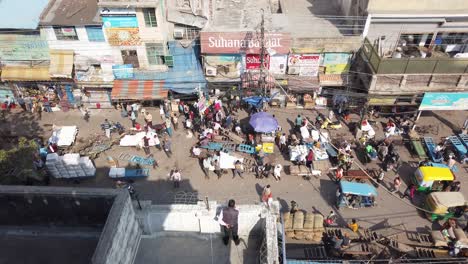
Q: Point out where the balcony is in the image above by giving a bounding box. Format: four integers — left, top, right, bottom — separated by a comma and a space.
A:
358, 38, 468, 95
362, 38, 468, 75
98, 0, 158, 8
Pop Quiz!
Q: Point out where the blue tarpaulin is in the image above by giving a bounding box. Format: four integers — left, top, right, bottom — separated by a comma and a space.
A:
132, 41, 206, 94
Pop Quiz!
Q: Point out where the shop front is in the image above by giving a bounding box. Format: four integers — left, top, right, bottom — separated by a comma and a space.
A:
200, 31, 291, 97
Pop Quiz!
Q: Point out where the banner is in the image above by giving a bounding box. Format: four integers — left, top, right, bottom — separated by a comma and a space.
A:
102, 16, 138, 28
204, 55, 242, 78
112, 64, 134, 79
245, 54, 270, 70
323, 53, 351, 74
419, 92, 468, 111
269, 55, 288, 74
0, 35, 49, 61
105, 28, 141, 46
287, 54, 321, 76
201, 32, 291, 54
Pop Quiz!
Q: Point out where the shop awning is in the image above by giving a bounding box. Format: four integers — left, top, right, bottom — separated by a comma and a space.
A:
287, 77, 320, 92
111, 80, 169, 100
49, 50, 74, 78
1, 65, 51, 81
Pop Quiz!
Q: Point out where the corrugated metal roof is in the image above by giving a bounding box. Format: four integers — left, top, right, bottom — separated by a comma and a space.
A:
0, 0, 50, 29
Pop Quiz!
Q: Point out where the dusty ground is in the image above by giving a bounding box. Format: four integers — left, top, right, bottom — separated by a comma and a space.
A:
1, 106, 467, 233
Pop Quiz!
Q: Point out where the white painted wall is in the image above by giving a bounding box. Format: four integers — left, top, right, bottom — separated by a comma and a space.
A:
41, 26, 117, 81
136, 202, 276, 236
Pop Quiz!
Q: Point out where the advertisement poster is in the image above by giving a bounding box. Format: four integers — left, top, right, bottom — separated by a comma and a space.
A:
105, 28, 141, 46
204, 55, 242, 77
419, 92, 468, 110
287, 54, 321, 76
323, 53, 351, 74
102, 16, 138, 28
245, 54, 270, 70
269, 55, 288, 74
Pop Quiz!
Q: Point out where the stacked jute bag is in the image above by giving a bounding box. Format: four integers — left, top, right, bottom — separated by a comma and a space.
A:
283, 211, 324, 243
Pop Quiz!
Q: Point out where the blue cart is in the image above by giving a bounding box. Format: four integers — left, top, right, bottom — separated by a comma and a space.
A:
458, 134, 468, 148
447, 136, 467, 160
423, 137, 444, 163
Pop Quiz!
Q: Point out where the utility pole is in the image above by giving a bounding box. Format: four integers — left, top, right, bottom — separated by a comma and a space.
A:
259, 9, 266, 97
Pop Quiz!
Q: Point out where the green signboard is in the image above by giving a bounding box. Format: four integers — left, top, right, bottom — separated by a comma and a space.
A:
0, 34, 49, 61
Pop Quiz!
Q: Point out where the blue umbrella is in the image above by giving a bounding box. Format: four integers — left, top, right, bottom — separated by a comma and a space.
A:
249, 112, 278, 133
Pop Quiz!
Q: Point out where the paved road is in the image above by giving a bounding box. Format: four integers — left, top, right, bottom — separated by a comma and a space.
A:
2, 106, 467, 232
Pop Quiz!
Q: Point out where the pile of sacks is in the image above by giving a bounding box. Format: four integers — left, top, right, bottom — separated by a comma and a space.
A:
284, 211, 324, 242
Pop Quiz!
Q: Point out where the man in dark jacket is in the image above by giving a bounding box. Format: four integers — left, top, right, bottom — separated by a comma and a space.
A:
218, 199, 240, 245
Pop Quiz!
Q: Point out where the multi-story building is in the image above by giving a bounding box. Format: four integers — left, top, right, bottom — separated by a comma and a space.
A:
0, 0, 54, 105
338, 0, 468, 109
97, 0, 206, 102
39, 0, 116, 108
200, 0, 363, 108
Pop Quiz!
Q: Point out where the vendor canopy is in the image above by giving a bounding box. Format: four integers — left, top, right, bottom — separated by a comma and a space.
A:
249, 112, 278, 133
111, 80, 168, 100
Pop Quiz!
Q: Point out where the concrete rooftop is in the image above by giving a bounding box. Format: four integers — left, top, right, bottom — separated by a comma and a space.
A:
205, 0, 355, 38
135, 232, 260, 264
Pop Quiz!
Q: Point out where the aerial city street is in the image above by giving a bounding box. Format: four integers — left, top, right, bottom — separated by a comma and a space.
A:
0, 0, 467, 263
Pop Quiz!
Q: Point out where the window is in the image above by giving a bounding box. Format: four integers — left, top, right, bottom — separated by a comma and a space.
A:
174, 25, 200, 40
143, 8, 157, 27
54, 27, 78, 40
85, 26, 105, 42
146, 43, 166, 65
121, 50, 139, 68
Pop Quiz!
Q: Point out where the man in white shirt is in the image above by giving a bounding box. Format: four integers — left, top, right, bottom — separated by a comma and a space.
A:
279, 133, 287, 152
218, 199, 240, 245
273, 164, 283, 181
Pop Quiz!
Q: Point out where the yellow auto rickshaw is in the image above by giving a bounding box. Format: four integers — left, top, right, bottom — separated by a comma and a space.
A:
424, 192, 467, 221
412, 166, 454, 192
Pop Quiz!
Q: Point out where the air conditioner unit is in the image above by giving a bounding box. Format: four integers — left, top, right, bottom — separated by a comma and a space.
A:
288, 67, 299, 75
174, 28, 185, 39
205, 66, 217, 76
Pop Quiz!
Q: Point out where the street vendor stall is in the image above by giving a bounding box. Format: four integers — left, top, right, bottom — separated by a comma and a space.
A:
119, 131, 159, 147
49, 125, 78, 147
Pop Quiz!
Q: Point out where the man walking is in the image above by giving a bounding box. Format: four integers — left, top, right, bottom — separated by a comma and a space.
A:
170, 169, 181, 188
102, 119, 111, 139
295, 115, 303, 131
218, 199, 240, 245
233, 160, 244, 179
17, 96, 26, 111
144, 111, 153, 128
163, 138, 172, 158
130, 110, 137, 128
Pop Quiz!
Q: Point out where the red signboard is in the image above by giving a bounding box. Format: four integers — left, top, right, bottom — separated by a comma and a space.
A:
246, 54, 270, 69
201, 32, 291, 54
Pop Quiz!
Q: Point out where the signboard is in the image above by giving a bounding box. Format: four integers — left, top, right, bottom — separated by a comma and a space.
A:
105, 28, 141, 46
419, 92, 468, 111
0, 35, 49, 61
200, 32, 291, 54
112, 64, 134, 79
287, 54, 321, 76
269, 55, 288, 75
204, 55, 242, 78
323, 53, 351, 74
245, 54, 270, 70
102, 16, 138, 28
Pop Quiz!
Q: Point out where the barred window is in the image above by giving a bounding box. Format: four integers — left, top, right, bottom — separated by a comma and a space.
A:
143, 8, 157, 27
54, 27, 78, 41
146, 43, 165, 65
